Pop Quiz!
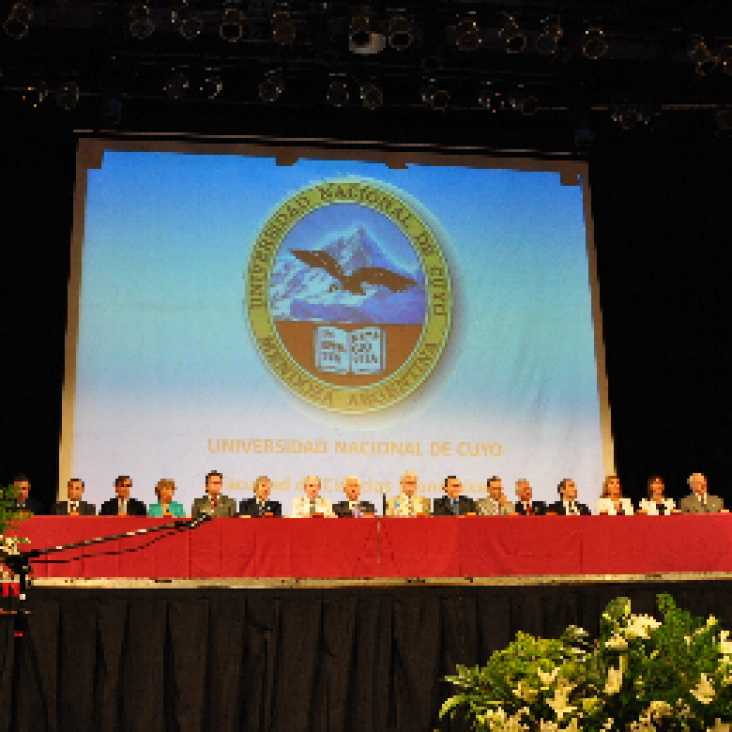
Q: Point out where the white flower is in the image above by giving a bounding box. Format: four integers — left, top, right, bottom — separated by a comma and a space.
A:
604, 666, 624, 695
691, 673, 716, 704
707, 615, 718, 628
707, 719, 731, 732
647, 700, 673, 719
562, 719, 580, 731
624, 614, 661, 639
605, 632, 629, 650
720, 630, 732, 656
512, 680, 538, 703
537, 667, 560, 686
546, 688, 577, 721
539, 723, 560, 732
602, 720, 614, 730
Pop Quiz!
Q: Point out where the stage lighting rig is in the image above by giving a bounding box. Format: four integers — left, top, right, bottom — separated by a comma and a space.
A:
478, 85, 504, 113
220, 7, 244, 43
582, 27, 608, 60
536, 17, 563, 56
56, 81, 80, 110
456, 17, 481, 52
272, 11, 296, 45
422, 82, 449, 111
349, 9, 385, 55
509, 88, 539, 116
360, 82, 383, 110
173, 5, 203, 41
688, 36, 719, 76
387, 15, 413, 51
165, 71, 189, 99
129, 4, 155, 40
500, 16, 527, 55
259, 72, 284, 103
327, 77, 350, 107
201, 73, 223, 99
3, 2, 32, 40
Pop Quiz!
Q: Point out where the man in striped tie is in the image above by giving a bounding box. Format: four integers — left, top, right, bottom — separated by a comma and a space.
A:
513, 479, 546, 515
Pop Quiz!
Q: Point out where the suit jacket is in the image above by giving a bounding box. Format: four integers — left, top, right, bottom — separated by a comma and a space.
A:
546, 500, 591, 516
476, 497, 515, 516
15, 497, 45, 515
100, 497, 148, 516
432, 495, 477, 516
191, 494, 238, 519
596, 497, 634, 515
239, 497, 283, 517
53, 500, 97, 516
679, 492, 725, 514
291, 495, 335, 518
385, 494, 431, 517
514, 500, 547, 516
332, 499, 377, 517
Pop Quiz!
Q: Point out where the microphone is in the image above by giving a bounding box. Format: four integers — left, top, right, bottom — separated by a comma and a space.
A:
187, 513, 213, 530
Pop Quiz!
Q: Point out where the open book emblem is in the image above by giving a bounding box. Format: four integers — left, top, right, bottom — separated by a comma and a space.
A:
245, 177, 452, 414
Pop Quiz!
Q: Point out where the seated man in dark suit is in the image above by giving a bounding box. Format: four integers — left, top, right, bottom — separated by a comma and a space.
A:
433, 475, 477, 516
53, 478, 97, 515
546, 479, 591, 515
192, 470, 238, 519
100, 475, 147, 516
333, 476, 376, 517
514, 479, 546, 515
13, 473, 45, 515
239, 476, 282, 517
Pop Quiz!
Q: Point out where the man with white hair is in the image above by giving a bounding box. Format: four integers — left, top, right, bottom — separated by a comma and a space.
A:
679, 473, 726, 514
290, 475, 336, 517
333, 476, 376, 517
386, 471, 431, 516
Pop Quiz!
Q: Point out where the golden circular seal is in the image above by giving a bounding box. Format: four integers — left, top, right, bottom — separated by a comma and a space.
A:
245, 177, 452, 414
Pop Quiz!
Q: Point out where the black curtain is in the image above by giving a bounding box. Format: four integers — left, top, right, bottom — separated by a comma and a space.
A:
2, 582, 732, 732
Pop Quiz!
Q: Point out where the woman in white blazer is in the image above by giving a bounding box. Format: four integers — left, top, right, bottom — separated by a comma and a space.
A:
637, 476, 677, 515
596, 475, 634, 515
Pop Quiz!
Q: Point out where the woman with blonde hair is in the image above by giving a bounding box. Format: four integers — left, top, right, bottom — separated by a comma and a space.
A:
596, 475, 634, 515
148, 479, 186, 518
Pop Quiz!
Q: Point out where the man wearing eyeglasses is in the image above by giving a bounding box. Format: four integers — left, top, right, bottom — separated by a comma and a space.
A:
100, 475, 148, 516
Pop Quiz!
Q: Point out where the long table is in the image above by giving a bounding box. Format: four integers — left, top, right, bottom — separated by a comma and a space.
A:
7, 515, 732, 579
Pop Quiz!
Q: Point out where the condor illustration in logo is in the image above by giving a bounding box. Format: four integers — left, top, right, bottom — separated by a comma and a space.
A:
245, 178, 452, 414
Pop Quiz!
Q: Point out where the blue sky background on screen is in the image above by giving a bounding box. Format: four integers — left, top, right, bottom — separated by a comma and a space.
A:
72, 150, 603, 511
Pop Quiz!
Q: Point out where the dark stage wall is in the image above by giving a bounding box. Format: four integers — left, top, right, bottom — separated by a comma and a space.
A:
2, 582, 732, 732
0, 109, 731, 508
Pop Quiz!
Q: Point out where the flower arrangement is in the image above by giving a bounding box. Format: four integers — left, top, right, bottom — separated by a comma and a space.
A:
0, 483, 29, 579
441, 594, 732, 730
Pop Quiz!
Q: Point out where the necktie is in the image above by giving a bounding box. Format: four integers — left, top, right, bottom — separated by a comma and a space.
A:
408, 498, 414, 517
259, 502, 265, 516
569, 501, 576, 515
526, 503, 533, 515
353, 503, 361, 518
211, 496, 218, 511
310, 499, 317, 515
453, 499, 459, 515
656, 502, 666, 515
70, 503, 78, 513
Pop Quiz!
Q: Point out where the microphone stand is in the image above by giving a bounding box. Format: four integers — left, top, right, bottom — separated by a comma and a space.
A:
2, 514, 212, 731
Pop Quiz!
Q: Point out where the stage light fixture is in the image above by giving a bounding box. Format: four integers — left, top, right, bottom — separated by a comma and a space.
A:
164, 72, 189, 100
259, 73, 284, 103
536, 17, 563, 56
327, 78, 350, 107
201, 73, 223, 99
272, 11, 296, 45
173, 6, 203, 41
219, 7, 244, 43
456, 17, 481, 52
360, 82, 383, 110
582, 27, 608, 59
129, 4, 154, 40
56, 81, 80, 110
3, 2, 33, 40
721, 44, 732, 75
478, 86, 503, 113
509, 91, 539, 116
688, 36, 719, 76
611, 105, 639, 131
388, 15, 412, 50
500, 16, 527, 55
349, 9, 385, 54
422, 82, 449, 111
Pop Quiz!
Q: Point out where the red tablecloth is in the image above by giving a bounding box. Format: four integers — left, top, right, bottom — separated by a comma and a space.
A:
7, 515, 732, 579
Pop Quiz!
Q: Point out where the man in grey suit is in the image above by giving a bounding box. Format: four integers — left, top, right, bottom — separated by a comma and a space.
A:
192, 470, 238, 519
679, 472, 726, 514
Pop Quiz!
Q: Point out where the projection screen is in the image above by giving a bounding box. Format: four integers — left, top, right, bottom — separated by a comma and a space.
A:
59, 138, 613, 514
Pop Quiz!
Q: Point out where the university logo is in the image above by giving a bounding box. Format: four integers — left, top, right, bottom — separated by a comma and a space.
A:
245, 178, 452, 413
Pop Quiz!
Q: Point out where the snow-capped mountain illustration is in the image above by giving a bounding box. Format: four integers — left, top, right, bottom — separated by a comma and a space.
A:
270, 224, 427, 325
